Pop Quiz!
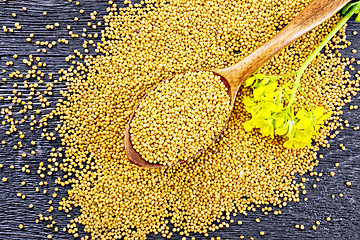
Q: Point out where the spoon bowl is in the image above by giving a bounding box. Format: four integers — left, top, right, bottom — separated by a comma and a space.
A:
124, 73, 233, 168
125, 0, 351, 168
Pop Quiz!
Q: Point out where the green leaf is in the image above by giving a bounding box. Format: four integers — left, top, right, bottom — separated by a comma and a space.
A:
342, 2, 357, 15
355, 14, 360, 22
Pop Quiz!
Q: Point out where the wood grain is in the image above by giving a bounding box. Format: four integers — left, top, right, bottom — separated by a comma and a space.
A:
0, 1, 359, 240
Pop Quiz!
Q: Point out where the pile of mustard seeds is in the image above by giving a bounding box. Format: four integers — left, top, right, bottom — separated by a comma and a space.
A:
47, 0, 360, 239
130, 71, 230, 166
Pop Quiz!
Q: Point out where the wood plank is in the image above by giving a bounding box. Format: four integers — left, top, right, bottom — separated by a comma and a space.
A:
0, 1, 359, 239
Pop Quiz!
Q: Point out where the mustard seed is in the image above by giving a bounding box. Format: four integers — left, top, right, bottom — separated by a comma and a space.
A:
131, 71, 230, 165
24, 1, 359, 238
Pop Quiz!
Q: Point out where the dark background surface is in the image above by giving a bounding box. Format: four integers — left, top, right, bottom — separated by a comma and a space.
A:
0, 0, 359, 239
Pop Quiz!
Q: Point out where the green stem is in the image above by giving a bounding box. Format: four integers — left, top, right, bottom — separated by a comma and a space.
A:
274, 71, 298, 79
288, 5, 359, 106
298, 85, 313, 111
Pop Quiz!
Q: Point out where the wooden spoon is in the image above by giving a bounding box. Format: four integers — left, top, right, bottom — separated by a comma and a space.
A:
125, 0, 351, 168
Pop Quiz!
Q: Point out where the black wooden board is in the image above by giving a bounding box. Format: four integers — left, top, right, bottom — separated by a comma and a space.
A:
0, 1, 359, 239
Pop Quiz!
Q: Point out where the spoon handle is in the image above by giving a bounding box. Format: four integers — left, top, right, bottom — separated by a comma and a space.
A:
217, 0, 351, 90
